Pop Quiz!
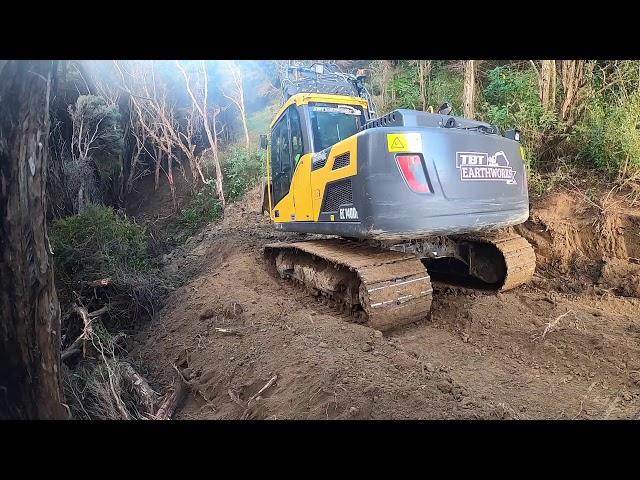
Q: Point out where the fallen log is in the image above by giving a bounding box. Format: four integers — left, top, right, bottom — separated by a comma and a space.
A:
153, 382, 186, 420
61, 335, 85, 362
121, 362, 159, 414
61, 303, 96, 363
61, 346, 82, 362
86, 278, 112, 288
73, 303, 93, 343
88, 304, 111, 318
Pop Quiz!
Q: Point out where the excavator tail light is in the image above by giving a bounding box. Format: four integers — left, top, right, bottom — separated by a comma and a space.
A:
396, 154, 431, 193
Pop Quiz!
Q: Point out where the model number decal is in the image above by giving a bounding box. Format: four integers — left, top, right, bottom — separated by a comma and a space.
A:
455, 151, 517, 185
339, 207, 359, 220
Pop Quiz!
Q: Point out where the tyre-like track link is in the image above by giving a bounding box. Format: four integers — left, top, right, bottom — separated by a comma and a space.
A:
264, 239, 433, 331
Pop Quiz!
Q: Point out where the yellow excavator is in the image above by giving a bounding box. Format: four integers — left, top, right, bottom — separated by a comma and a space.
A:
260, 63, 535, 331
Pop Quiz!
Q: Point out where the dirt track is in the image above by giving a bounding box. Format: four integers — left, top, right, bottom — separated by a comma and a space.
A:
131, 186, 640, 419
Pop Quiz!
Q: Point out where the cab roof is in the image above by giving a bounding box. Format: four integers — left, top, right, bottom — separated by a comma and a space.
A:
269, 93, 369, 129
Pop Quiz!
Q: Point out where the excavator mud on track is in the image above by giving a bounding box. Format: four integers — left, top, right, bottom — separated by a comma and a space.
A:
260, 63, 536, 331
265, 240, 433, 331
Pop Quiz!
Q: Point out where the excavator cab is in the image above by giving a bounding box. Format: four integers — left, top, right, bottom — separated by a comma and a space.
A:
260, 91, 370, 218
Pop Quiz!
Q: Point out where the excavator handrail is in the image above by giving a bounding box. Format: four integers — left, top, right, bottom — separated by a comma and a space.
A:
281, 63, 377, 118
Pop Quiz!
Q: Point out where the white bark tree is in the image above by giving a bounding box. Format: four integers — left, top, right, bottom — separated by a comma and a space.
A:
176, 61, 226, 208
222, 61, 250, 149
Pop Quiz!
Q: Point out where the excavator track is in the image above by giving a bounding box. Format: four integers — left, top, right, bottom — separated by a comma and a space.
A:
451, 231, 537, 291
264, 239, 433, 331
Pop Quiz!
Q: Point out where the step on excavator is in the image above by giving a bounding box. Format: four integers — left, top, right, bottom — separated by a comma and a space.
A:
260, 63, 536, 331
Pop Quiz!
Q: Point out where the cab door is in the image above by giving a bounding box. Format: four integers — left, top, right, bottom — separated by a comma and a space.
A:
270, 111, 292, 214
289, 107, 313, 221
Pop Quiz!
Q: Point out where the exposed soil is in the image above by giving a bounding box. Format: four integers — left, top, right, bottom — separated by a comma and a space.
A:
129, 184, 640, 419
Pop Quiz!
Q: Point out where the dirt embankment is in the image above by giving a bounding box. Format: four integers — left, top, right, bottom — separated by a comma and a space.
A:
517, 189, 640, 297
129, 184, 640, 420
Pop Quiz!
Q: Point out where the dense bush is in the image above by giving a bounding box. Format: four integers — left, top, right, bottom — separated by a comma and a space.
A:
50, 206, 171, 328
67, 95, 124, 182
575, 92, 640, 178
179, 181, 224, 234
221, 144, 266, 201
389, 64, 421, 110
427, 67, 464, 114
385, 62, 464, 113
51, 206, 150, 282
480, 66, 559, 168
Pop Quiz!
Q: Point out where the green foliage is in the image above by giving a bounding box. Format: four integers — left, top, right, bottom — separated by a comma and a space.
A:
51, 206, 150, 283
385, 63, 463, 114
427, 68, 464, 114
481, 66, 547, 129
591, 61, 640, 103
179, 181, 224, 234
480, 66, 558, 168
390, 64, 421, 109
175, 145, 264, 237
50, 206, 170, 327
247, 108, 276, 140
575, 91, 640, 177
68, 95, 124, 181
221, 144, 266, 202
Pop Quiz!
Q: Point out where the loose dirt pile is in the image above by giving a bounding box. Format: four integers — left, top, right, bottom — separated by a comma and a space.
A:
129, 184, 640, 419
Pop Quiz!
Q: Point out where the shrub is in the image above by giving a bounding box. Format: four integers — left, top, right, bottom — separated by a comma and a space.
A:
179, 181, 223, 234
389, 64, 421, 110
386, 63, 464, 114
221, 144, 265, 202
51, 205, 150, 282
480, 65, 559, 169
50, 206, 171, 329
428, 67, 464, 114
67, 95, 124, 182
575, 92, 640, 179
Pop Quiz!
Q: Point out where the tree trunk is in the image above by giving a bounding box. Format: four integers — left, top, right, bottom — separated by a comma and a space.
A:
417, 60, 431, 111
0, 60, 67, 419
237, 78, 250, 149
241, 106, 250, 149
463, 60, 475, 118
176, 61, 226, 207
560, 60, 588, 123
540, 60, 556, 110
210, 108, 225, 208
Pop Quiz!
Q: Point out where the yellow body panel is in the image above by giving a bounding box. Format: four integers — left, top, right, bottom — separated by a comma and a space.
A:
270, 154, 313, 222
271, 136, 358, 223
309, 136, 357, 221
292, 154, 314, 221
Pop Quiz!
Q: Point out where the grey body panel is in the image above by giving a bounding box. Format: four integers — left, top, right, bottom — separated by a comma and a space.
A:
275, 110, 530, 241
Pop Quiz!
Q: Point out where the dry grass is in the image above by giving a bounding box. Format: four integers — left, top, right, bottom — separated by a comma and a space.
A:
62, 323, 155, 420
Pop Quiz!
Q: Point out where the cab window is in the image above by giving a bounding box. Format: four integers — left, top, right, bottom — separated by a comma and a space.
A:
271, 112, 291, 206
309, 103, 364, 152
289, 107, 304, 165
